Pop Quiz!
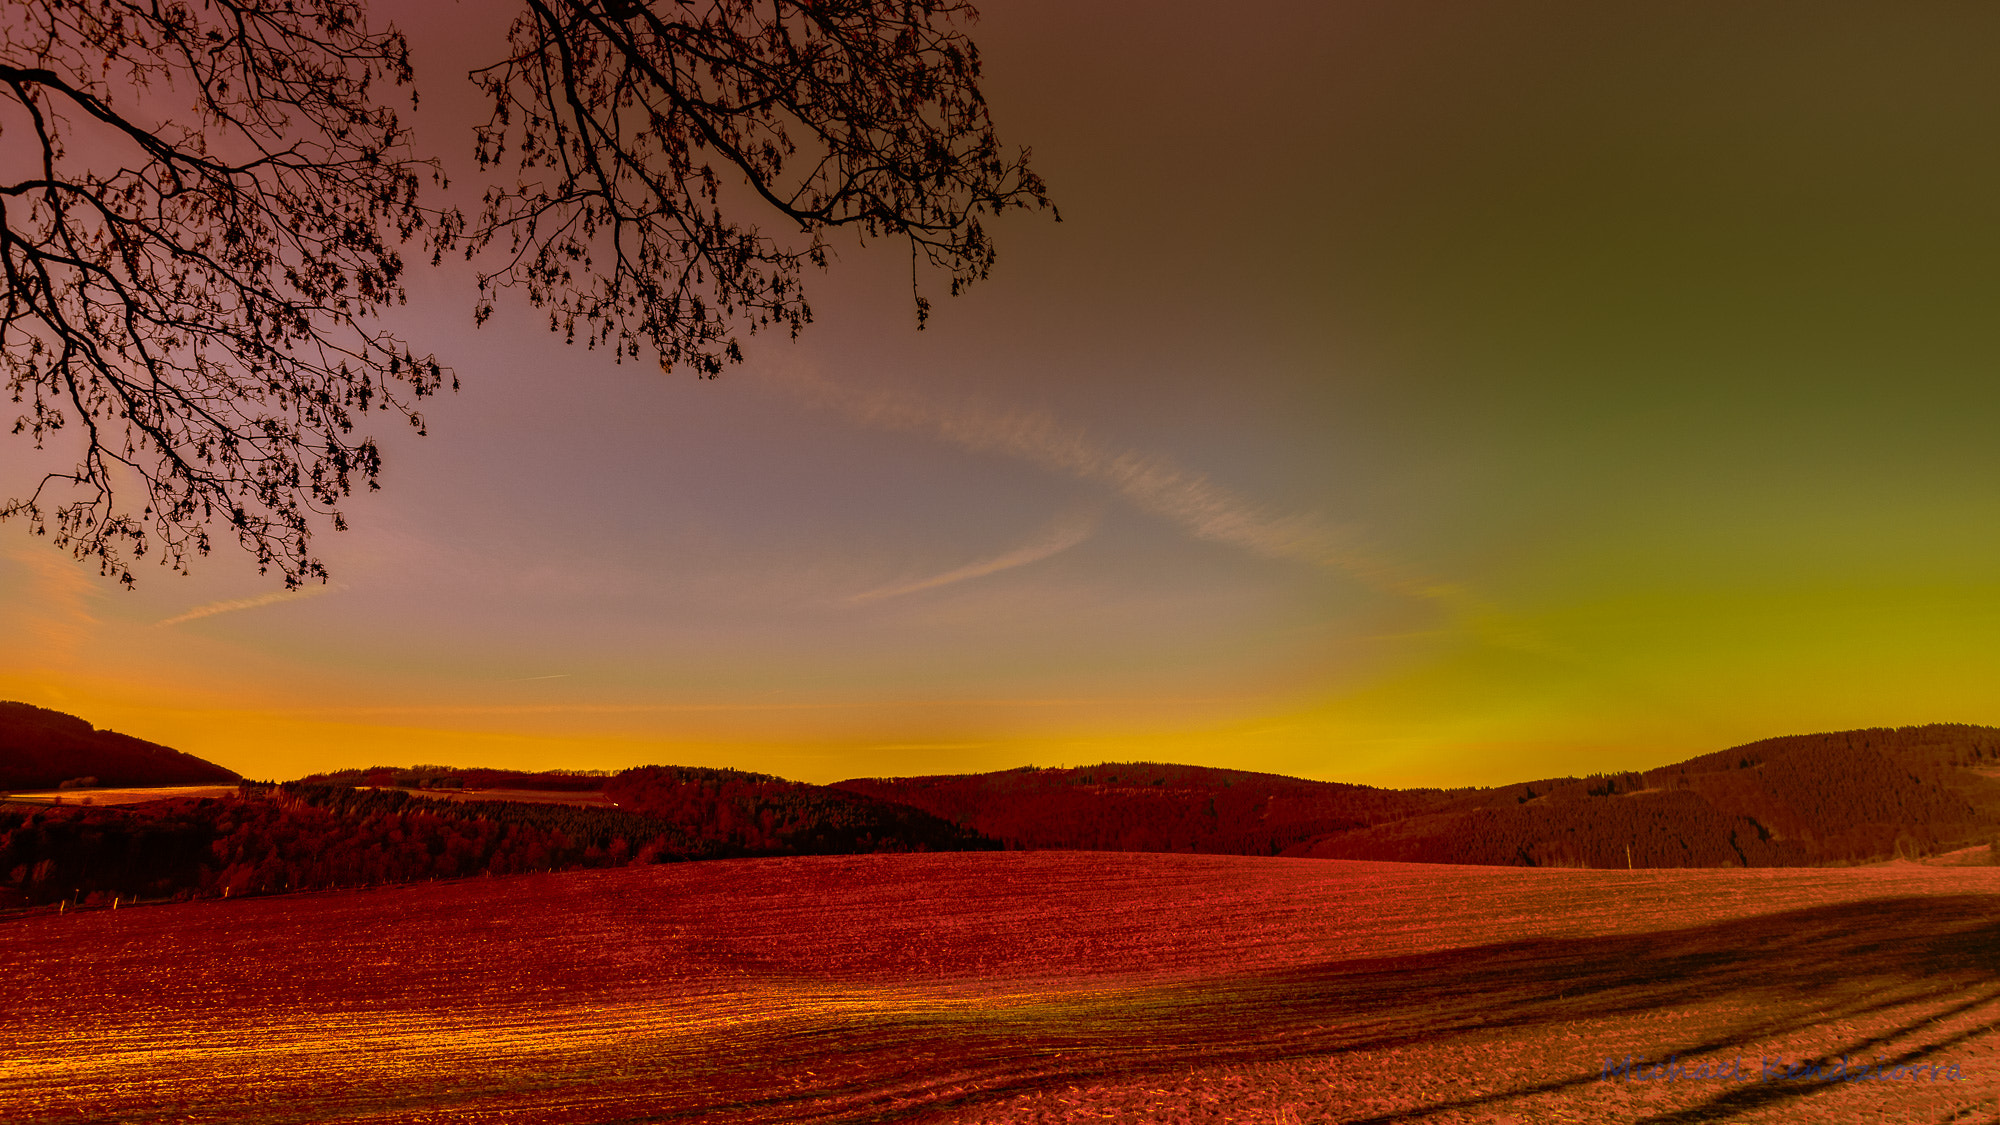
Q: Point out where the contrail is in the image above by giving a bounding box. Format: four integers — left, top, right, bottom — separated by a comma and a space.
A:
850, 505, 1100, 603
778, 371, 1466, 608
155, 583, 341, 627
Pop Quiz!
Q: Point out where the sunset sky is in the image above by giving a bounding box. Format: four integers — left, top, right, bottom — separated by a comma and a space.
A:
6, 1, 2000, 788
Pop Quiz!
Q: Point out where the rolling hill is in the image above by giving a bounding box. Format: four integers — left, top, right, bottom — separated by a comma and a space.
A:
0, 702, 239, 790
298, 762, 998, 856
836, 725, 2000, 868
10, 713, 2000, 917
834, 762, 1462, 856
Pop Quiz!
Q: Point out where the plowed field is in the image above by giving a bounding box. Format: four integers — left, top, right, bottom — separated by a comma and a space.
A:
4, 853, 1996, 1123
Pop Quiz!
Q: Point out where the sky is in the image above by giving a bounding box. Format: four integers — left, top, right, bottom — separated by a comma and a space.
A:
6, 1, 2000, 788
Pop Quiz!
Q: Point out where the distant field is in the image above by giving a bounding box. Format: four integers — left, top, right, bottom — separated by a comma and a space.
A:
0, 784, 237, 807
3, 853, 1997, 1123
392, 786, 617, 808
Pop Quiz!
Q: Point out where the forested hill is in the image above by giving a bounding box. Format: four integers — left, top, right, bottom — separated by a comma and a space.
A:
299, 765, 613, 791
836, 726, 2000, 868
0, 773, 998, 911
1303, 724, 2000, 867
11, 717, 1999, 893
297, 763, 997, 856
603, 765, 997, 855
0, 702, 238, 790
832, 763, 1461, 856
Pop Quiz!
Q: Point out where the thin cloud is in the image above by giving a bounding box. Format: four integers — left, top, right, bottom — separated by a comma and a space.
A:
850, 505, 1100, 603
279, 695, 1263, 718
774, 371, 1561, 657
7, 545, 101, 659
778, 371, 1459, 606
155, 584, 341, 627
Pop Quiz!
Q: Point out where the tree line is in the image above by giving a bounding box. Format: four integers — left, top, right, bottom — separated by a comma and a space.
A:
0, 774, 995, 910
603, 765, 998, 855
299, 765, 616, 792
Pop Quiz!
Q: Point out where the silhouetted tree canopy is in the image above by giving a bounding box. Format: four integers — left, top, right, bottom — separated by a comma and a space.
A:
1, 0, 1050, 585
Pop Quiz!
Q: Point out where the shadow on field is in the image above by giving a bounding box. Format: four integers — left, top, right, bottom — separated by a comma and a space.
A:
753, 893, 2000, 1124
19, 887, 2000, 1124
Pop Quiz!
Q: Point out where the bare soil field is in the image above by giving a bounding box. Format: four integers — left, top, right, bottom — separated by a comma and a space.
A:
3, 853, 1996, 1124
0, 784, 238, 807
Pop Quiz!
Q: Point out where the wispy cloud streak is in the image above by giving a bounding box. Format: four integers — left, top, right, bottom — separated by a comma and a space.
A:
780, 373, 1465, 607
851, 506, 1100, 603
156, 584, 341, 627
6, 545, 102, 660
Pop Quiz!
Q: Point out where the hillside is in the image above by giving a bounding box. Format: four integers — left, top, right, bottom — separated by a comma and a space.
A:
838, 726, 2000, 868
0, 702, 239, 790
834, 762, 1459, 856
300, 762, 999, 854
1302, 725, 2000, 867
10, 717, 1998, 894
603, 765, 997, 855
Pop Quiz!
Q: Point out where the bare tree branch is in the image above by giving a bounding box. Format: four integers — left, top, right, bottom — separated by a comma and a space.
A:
0, 0, 454, 587
1, 0, 1051, 587
467, 0, 1054, 375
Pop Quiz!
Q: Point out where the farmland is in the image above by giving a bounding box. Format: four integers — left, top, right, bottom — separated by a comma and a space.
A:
388, 786, 617, 808
4, 852, 1998, 1123
0, 784, 238, 807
